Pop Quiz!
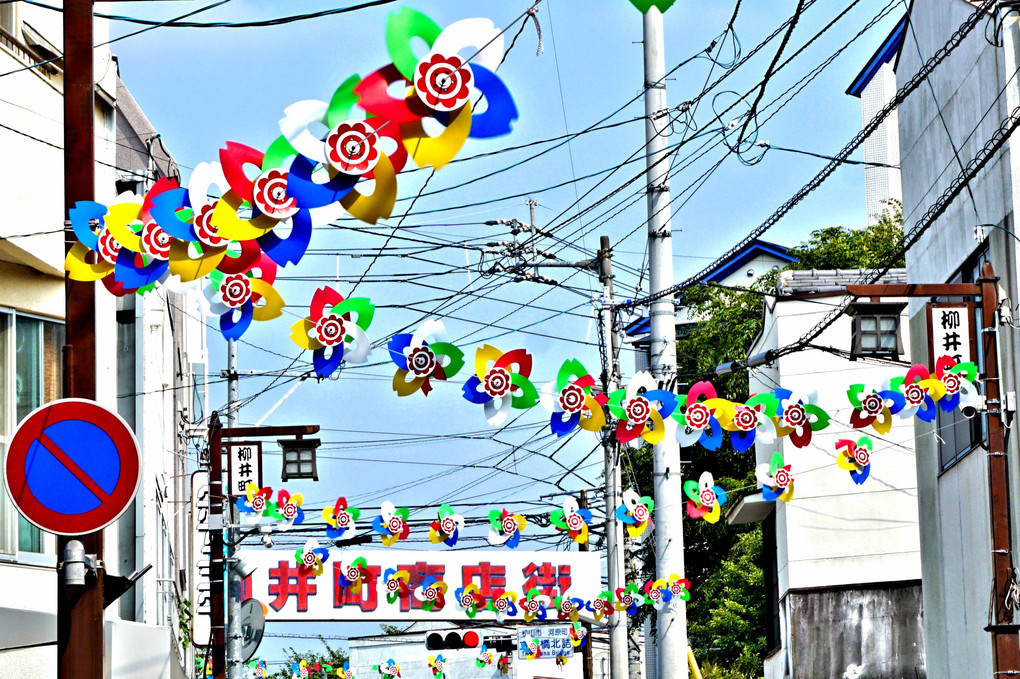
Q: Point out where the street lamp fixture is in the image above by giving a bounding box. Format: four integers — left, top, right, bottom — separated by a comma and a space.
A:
279, 436, 320, 481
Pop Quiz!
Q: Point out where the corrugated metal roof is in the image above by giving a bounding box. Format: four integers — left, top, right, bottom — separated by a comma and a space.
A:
777, 268, 908, 295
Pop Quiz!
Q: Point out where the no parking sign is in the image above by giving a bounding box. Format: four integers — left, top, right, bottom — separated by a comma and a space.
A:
4, 398, 141, 535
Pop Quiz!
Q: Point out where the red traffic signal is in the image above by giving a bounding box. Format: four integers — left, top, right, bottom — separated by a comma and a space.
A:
425, 630, 481, 650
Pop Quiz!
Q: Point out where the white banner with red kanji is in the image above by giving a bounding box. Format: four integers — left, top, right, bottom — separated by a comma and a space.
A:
236, 549, 601, 622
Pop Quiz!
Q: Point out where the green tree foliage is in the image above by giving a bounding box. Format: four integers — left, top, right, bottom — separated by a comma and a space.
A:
623, 208, 904, 677
269, 636, 349, 679
379, 623, 409, 635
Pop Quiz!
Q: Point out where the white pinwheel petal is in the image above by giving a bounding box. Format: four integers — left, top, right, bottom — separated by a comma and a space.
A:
280, 100, 330, 165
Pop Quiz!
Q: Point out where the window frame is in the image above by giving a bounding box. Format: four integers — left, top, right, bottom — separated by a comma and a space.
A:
848, 302, 907, 359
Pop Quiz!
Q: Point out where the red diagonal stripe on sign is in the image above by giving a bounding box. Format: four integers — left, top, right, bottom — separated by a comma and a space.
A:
37, 432, 111, 503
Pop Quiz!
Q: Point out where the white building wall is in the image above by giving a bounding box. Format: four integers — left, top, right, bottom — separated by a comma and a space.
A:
860, 62, 903, 223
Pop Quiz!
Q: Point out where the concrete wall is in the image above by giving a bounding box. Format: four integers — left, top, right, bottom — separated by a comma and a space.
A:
860, 62, 902, 224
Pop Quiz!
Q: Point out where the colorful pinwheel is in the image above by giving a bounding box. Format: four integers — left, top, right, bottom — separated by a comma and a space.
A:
476, 645, 494, 668
497, 655, 512, 673
383, 568, 411, 604
846, 383, 905, 435
550, 497, 591, 544
389, 319, 465, 397
373, 660, 400, 679
667, 574, 691, 603
570, 623, 587, 648
196, 654, 213, 677
372, 501, 410, 546
292, 660, 311, 678
721, 392, 779, 452
294, 538, 329, 576
615, 489, 653, 539
336, 557, 370, 594
429, 504, 465, 547
247, 660, 268, 678
338, 662, 355, 679
204, 261, 284, 341
462, 344, 539, 425
454, 583, 486, 618
614, 583, 642, 616
836, 436, 873, 485
608, 371, 678, 447
270, 489, 306, 528
487, 590, 518, 623
428, 655, 446, 679
541, 359, 607, 436
642, 579, 671, 610
290, 286, 375, 377
414, 576, 448, 612
323, 497, 360, 540
523, 638, 542, 660
236, 483, 274, 524
586, 592, 614, 622
487, 508, 526, 548
554, 594, 583, 622
556, 651, 569, 668
684, 471, 727, 523
520, 588, 549, 622
773, 389, 830, 448
757, 451, 794, 502
673, 381, 726, 450
933, 355, 980, 413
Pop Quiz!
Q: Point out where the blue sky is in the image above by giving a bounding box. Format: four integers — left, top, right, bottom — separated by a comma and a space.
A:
108, 0, 902, 667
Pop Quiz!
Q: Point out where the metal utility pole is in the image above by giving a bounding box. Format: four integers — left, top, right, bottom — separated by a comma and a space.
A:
577, 491, 595, 679
597, 236, 628, 679
60, 1, 104, 678
225, 340, 242, 679
641, 8, 688, 679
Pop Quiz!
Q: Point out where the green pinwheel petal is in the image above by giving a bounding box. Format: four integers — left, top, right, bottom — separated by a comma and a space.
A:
745, 392, 778, 417
352, 556, 367, 568
429, 342, 465, 378
610, 404, 628, 419
889, 376, 906, 392
770, 451, 784, 474
465, 606, 477, 618
395, 507, 409, 520
846, 384, 865, 408
350, 507, 361, 520
510, 373, 540, 409
804, 403, 831, 431
859, 436, 873, 450
557, 358, 587, 392
488, 510, 502, 531
550, 509, 568, 530
608, 388, 626, 407
332, 297, 376, 332
683, 480, 701, 502
951, 362, 978, 382
326, 74, 362, 128
294, 549, 303, 562
386, 7, 442, 82
527, 587, 540, 599
262, 134, 298, 172
439, 503, 454, 519
640, 496, 654, 512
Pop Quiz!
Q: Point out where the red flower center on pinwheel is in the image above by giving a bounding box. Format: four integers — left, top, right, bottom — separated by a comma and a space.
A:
336, 511, 351, 527
325, 121, 380, 175
853, 446, 870, 467
699, 488, 716, 507
632, 504, 650, 523
460, 593, 474, 607
559, 383, 586, 413
733, 407, 758, 431
525, 600, 539, 612
194, 203, 226, 247
621, 593, 634, 606
862, 393, 883, 415
685, 402, 711, 429
253, 169, 298, 219
784, 403, 807, 428
251, 496, 266, 512
141, 221, 172, 260
282, 503, 298, 519
434, 662, 443, 672
561, 599, 574, 613
98, 228, 121, 264
494, 597, 508, 611
386, 578, 400, 592
440, 516, 457, 534
346, 565, 360, 581
773, 468, 792, 488
481, 653, 491, 664
905, 383, 925, 405
409, 345, 437, 377
647, 589, 661, 601
315, 313, 346, 347
300, 669, 308, 678
415, 53, 474, 112
670, 581, 686, 595
388, 516, 404, 534
501, 515, 518, 535
423, 586, 438, 601
301, 551, 317, 567
566, 512, 585, 531
219, 273, 252, 308
483, 366, 512, 397
943, 373, 961, 394
625, 396, 651, 424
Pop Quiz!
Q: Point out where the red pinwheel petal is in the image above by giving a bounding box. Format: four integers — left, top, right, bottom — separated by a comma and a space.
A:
849, 409, 875, 429
219, 141, 265, 203
790, 426, 811, 448
310, 286, 346, 322
495, 348, 532, 377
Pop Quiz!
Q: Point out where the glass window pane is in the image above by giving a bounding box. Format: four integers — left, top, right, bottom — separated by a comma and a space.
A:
860, 317, 878, 331
15, 317, 41, 424
43, 321, 64, 403
862, 334, 879, 349
18, 515, 41, 553
0, 313, 8, 434
880, 317, 897, 332
880, 333, 898, 350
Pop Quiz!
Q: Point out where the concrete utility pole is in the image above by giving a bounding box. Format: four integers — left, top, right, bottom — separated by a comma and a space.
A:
641, 8, 689, 679
225, 340, 242, 679
59, 1, 104, 678
598, 236, 628, 679
577, 491, 595, 679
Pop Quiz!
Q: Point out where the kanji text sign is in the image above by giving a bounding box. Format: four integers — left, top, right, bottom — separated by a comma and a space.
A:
237, 549, 600, 622
926, 302, 976, 365
227, 441, 262, 496
517, 625, 573, 659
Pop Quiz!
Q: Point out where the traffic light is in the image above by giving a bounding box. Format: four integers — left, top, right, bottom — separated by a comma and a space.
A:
425, 630, 482, 651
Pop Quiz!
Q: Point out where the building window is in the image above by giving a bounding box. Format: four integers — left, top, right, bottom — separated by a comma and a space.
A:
0, 4, 17, 37
0, 310, 64, 556
849, 302, 906, 359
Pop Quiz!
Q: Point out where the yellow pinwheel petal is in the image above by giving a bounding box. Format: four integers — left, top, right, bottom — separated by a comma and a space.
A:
704, 502, 721, 524
381, 533, 399, 547
322, 507, 337, 526
626, 522, 647, 539
578, 396, 606, 432
779, 483, 794, 503
168, 240, 226, 282
836, 452, 857, 471
402, 103, 472, 170
341, 153, 396, 224
289, 318, 321, 350
712, 399, 738, 430
65, 242, 114, 281
921, 378, 947, 401
872, 407, 893, 436
474, 344, 503, 381
392, 369, 426, 397
641, 410, 666, 445
210, 191, 279, 241
250, 279, 284, 321
574, 523, 588, 544
103, 202, 144, 253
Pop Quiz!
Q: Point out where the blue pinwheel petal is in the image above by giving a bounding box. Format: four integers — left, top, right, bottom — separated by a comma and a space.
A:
326, 525, 346, 540
879, 389, 907, 414
462, 376, 493, 404
258, 207, 312, 266
940, 392, 961, 413
466, 65, 519, 138
372, 516, 388, 535
699, 416, 723, 451
916, 396, 938, 423
506, 530, 521, 549
506, 601, 518, 616
731, 429, 755, 452
762, 486, 780, 502
615, 505, 636, 524
313, 344, 345, 378
850, 464, 871, 485
220, 303, 254, 340
69, 201, 106, 251
578, 509, 593, 523
293, 508, 305, 525
148, 189, 196, 241
644, 389, 678, 418
713, 486, 728, 506
444, 528, 458, 547
536, 607, 547, 621
387, 334, 413, 370
550, 412, 580, 437
286, 154, 357, 208
114, 248, 167, 288
236, 497, 253, 513
773, 388, 794, 417
313, 547, 330, 563
661, 589, 672, 603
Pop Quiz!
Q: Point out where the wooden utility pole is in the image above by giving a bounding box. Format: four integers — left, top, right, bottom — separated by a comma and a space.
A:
59, 1, 103, 678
